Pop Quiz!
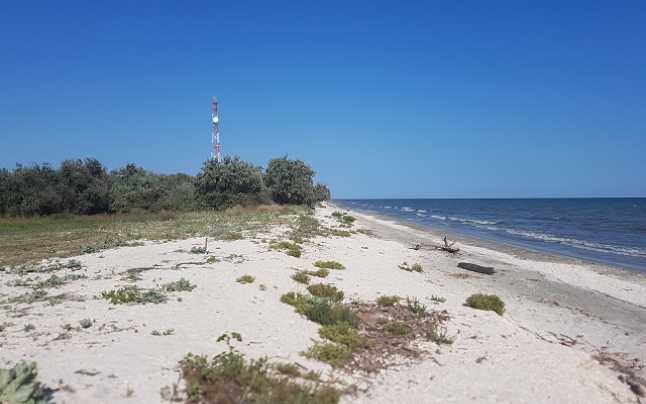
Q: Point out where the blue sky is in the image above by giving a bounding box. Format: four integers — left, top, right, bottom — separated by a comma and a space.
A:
1, 1, 644, 198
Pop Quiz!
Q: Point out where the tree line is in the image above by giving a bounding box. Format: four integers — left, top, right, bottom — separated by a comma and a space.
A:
0, 156, 331, 216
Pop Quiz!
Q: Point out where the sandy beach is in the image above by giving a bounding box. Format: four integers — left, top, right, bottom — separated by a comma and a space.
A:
1, 203, 645, 403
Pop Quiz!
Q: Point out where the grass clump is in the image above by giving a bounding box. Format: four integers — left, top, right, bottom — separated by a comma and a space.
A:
384, 322, 412, 336
271, 241, 303, 258
306, 268, 329, 278
100, 286, 167, 304
406, 297, 427, 317
281, 293, 357, 327
303, 342, 353, 368
313, 261, 345, 270
179, 351, 340, 404
280, 292, 313, 313
162, 278, 196, 292
430, 295, 446, 304
319, 323, 367, 350
399, 262, 423, 272
332, 211, 355, 226
291, 272, 310, 285
274, 363, 301, 377
376, 295, 400, 307
236, 275, 255, 284
465, 293, 505, 315
307, 284, 344, 303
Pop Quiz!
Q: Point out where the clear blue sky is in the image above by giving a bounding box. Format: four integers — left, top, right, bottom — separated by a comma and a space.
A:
1, 1, 644, 198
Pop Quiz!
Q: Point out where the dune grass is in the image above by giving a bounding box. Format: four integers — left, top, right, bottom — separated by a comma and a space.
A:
313, 261, 345, 270
465, 293, 505, 315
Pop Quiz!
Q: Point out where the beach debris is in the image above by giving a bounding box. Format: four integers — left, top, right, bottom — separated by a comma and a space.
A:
595, 351, 646, 398
190, 238, 208, 254
439, 236, 460, 253
457, 262, 495, 275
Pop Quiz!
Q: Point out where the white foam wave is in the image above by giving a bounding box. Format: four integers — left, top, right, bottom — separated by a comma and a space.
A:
504, 229, 646, 257
447, 216, 498, 226
417, 209, 427, 213
401, 207, 415, 212
431, 215, 446, 220
416, 212, 427, 217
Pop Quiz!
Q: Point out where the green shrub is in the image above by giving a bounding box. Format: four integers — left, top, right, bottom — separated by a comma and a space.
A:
280, 292, 315, 314
179, 351, 340, 404
319, 324, 366, 350
195, 156, 265, 211
0, 361, 52, 403
384, 322, 412, 336
465, 294, 505, 315
236, 275, 255, 284
291, 272, 310, 285
271, 241, 302, 258
430, 295, 446, 304
303, 342, 352, 368
307, 284, 344, 302
100, 286, 167, 304
306, 268, 329, 278
406, 297, 427, 317
376, 295, 400, 307
303, 301, 357, 327
162, 278, 196, 292
313, 184, 331, 202
313, 261, 345, 270
264, 157, 316, 206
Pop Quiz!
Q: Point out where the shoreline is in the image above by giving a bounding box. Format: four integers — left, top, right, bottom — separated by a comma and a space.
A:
334, 200, 646, 274
335, 202, 646, 286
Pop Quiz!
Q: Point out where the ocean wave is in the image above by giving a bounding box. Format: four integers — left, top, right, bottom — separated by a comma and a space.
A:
504, 229, 646, 257
417, 209, 427, 213
401, 207, 415, 212
431, 215, 447, 220
416, 212, 427, 217
447, 216, 499, 226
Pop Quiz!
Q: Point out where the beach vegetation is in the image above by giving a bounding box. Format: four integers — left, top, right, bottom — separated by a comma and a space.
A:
236, 275, 255, 284
313, 183, 331, 202
430, 295, 446, 304
0, 361, 53, 404
100, 286, 167, 304
305, 268, 329, 278
465, 294, 505, 315
306, 284, 344, 302
79, 318, 93, 329
179, 351, 340, 404
291, 272, 310, 285
162, 278, 196, 292
319, 323, 367, 350
274, 363, 301, 377
376, 295, 401, 307
313, 261, 345, 270
384, 322, 412, 336
195, 157, 266, 211
264, 157, 316, 207
270, 241, 302, 258
406, 297, 428, 317
303, 342, 352, 368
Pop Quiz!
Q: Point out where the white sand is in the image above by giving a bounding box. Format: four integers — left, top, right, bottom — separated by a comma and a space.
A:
1, 204, 644, 403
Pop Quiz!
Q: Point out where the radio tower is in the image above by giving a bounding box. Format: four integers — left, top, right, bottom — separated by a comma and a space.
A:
211, 97, 222, 162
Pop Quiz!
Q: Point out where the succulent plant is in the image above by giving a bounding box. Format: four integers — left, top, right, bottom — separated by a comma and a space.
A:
0, 361, 51, 403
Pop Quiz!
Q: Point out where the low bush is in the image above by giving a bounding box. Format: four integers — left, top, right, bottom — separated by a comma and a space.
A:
307, 284, 344, 303
100, 286, 167, 304
376, 295, 400, 307
271, 241, 302, 258
465, 293, 505, 315
236, 275, 255, 284
406, 297, 427, 317
305, 268, 329, 278
313, 261, 345, 270
319, 323, 367, 350
291, 272, 310, 285
179, 351, 340, 403
303, 342, 352, 368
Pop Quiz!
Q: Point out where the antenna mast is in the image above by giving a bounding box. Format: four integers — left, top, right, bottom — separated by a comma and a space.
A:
211, 97, 222, 162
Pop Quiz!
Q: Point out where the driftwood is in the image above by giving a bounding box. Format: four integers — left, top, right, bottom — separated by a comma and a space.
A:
439, 236, 460, 253
457, 262, 495, 275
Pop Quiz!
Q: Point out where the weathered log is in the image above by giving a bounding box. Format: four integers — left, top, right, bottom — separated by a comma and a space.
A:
457, 262, 496, 275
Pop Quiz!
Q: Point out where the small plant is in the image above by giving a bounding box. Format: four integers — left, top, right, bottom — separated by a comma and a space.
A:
24, 324, 35, 332
206, 256, 218, 264
377, 295, 400, 307
274, 363, 301, 377
259, 284, 267, 291
406, 297, 427, 317
399, 262, 423, 272
179, 351, 340, 403
340, 215, 355, 225
465, 294, 505, 315
330, 230, 351, 237
291, 272, 310, 285
79, 318, 93, 329
306, 268, 329, 278
303, 342, 352, 368
303, 300, 358, 327
319, 323, 367, 350
236, 275, 255, 284
430, 295, 446, 304
0, 362, 52, 404
151, 329, 175, 336
162, 278, 196, 292
270, 241, 303, 258
313, 261, 345, 270
100, 286, 167, 305
307, 284, 344, 303
425, 323, 454, 345
384, 322, 412, 336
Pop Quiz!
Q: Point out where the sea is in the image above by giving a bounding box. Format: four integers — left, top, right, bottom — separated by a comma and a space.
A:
334, 198, 646, 272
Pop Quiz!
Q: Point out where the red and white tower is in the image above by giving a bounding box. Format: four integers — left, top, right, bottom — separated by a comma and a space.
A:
211, 97, 222, 162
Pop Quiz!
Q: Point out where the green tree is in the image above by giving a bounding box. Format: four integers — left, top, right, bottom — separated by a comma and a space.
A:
264, 157, 315, 206
195, 156, 264, 210
313, 183, 331, 202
